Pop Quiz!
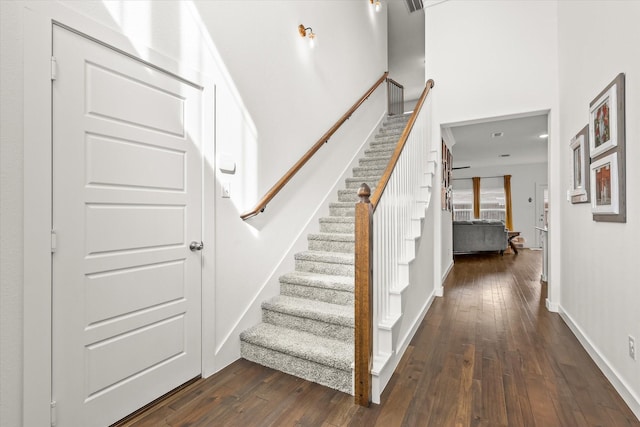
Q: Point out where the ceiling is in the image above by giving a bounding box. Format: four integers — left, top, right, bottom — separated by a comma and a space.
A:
386, 1, 549, 170
446, 114, 549, 169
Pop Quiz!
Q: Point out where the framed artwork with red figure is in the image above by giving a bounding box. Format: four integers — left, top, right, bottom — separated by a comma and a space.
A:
589, 73, 624, 159
588, 73, 626, 222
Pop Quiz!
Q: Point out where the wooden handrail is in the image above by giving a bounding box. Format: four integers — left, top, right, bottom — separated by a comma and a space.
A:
370, 79, 435, 210
354, 78, 434, 406
240, 72, 389, 220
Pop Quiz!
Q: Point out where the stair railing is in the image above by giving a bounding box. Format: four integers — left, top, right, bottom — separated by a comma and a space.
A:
386, 77, 404, 116
240, 72, 389, 220
354, 79, 435, 406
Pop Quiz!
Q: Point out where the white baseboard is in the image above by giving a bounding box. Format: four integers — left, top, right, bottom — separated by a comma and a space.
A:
441, 259, 454, 283
559, 306, 640, 420
545, 298, 558, 312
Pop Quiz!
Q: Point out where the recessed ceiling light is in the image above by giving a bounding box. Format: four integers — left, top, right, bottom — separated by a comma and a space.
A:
539, 133, 549, 138
498, 154, 511, 158
491, 132, 504, 138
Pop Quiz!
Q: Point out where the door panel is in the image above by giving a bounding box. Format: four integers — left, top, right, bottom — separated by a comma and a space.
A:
52, 25, 202, 427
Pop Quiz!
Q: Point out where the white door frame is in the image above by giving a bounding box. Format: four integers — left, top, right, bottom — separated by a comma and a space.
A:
23, 3, 216, 425
534, 183, 548, 247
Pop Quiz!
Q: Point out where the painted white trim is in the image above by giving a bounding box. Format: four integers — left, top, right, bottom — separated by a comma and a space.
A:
441, 109, 550, 129
545, 298, 559, 313
441, 126, 456, 148
559, 306, 640, 420
441, 258, 454, 283
371, 289, 436, 404
22, 2, 218, 422
23, 6, 54, 426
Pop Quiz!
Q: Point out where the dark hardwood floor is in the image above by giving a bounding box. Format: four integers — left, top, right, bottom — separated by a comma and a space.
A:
118, 250, 639, 427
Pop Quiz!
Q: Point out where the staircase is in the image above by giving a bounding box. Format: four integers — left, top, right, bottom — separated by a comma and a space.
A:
240, 114, 412, 394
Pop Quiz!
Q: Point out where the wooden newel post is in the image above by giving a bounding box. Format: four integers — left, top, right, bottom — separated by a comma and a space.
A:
354, 183, 373, 406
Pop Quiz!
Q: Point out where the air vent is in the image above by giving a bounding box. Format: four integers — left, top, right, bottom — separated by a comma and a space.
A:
405, 0, 424, 13
498, 154, 511, 158
491, 132, 504, 138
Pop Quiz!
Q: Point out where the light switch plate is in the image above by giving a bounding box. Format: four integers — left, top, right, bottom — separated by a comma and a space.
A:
222, 182, 231, 198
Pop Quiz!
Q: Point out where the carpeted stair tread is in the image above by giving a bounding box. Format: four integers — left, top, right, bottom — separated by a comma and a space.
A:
295, 250, 355, 276
319, 216, 355, 224
263, 295, 354, 327
280, 271, 354, 306
365, 146, 396, 157
329, 203, 356, 217
280, 271, 354, 292
345, 177, 381, 189
367, 139, 400, 147
352, 165, 387, 177
295, 250, 354, 265
307, 232, 355, 252
319, 216, 356, 233
240, 323, 352, 371
308, 232, 355, 243
337, 189, 369, 203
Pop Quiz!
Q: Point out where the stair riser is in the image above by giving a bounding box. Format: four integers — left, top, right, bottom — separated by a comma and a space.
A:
280, 283, 354, 306
365, 148, 395, 157
320, 221, 355, 234
359, 158, 390, 167
296, 259, 354, 276
308, 239, 354, 253
345, 180, 379, 190
369, 140, 399, 150
262, 310, 354, 342
353, 167, 386, 177
329, 205, 355, 217
377, 127, 404, 136
337, 191, 360, 203
240, 342, 352, 394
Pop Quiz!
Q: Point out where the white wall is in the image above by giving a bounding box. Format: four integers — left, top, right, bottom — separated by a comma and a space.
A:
0, 2, 24, 426
425, 0, 561, 303
191, 1, 388, 369
453, 162, 548, 248
0, 1, 388, 424
557, 1, 640, 416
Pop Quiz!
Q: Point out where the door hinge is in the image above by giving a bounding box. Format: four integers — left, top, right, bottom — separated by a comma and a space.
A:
51, 56, 57, 81
51, 230, 57, 253
50, 400, 57, 426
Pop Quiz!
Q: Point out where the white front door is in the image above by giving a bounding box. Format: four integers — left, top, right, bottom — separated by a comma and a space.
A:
52, 25, 203, 426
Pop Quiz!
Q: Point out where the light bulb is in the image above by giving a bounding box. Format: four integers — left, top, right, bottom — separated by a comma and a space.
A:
308, 32, 316, 48
375, 0, 381, 12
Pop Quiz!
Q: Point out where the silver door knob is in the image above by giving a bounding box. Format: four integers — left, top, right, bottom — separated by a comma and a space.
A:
189, 241, 204, 251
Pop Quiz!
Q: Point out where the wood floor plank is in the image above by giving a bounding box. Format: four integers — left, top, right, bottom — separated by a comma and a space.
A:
118, 250, 639, 427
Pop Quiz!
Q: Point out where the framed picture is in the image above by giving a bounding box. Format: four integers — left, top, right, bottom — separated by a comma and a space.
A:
589, 73, 624, 159
441, 140, 452, 211
569, 125, 589, 203
590, 152, 620, 216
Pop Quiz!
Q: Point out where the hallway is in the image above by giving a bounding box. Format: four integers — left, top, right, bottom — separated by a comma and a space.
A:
119, 250, 639, 426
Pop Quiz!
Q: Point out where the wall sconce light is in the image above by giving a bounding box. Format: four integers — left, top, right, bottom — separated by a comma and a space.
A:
370, 0, 382, 12
298, 24, 316, 48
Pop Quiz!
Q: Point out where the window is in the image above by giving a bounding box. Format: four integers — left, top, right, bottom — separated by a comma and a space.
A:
452, 179, 473, 221
452, 177, 507, 223
452, 188, 473, 221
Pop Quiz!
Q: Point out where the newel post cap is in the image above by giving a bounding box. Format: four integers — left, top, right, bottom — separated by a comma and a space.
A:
357, 183, 371, 203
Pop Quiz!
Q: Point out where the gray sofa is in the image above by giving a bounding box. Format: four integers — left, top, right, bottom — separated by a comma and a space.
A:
453, 220, 508, 255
